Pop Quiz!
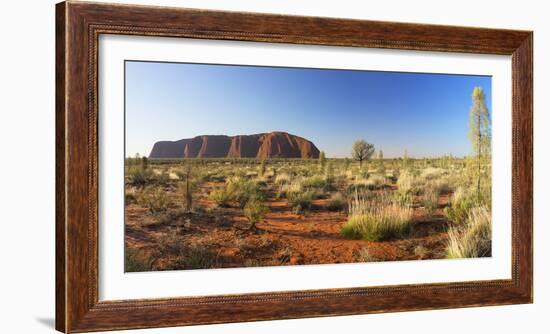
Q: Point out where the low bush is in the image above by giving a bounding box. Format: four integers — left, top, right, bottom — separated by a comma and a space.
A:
423, 183, 440, 212
184, 243, 219, 269
125, 248, 153, 272
368, 174, 388, 189
209, 178, 267, 208
243, 199, 269, 229
228, 178, 267, 208
157, 234, 218, 270
420, 167, 446, 180
302, 174, 326, 189
391, 190, 413, 207
125, 188, 138, 205
396, 169, 422, 195
126, 166, 154, 187
274, 173, 291, 185
277, 180, 303, 199
444, 187, 487, 224
326, 192, 347, 211
209, 188, 233, 207
287, 190, 316, 214
137, 186, 168, 213
446, 206, 492, 258
341, 192, 412, 241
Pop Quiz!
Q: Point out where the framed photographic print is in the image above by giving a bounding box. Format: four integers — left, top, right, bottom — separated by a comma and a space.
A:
56, 1, 533, 332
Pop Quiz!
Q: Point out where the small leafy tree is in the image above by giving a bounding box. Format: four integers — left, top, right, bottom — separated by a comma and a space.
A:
468, 87, 491, 193
351, 140, 375, 168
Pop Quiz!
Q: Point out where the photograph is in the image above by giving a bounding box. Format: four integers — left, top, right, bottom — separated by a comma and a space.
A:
123, 61, 492, 272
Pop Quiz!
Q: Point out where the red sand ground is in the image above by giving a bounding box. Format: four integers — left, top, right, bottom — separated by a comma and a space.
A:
125, 186, 452, 271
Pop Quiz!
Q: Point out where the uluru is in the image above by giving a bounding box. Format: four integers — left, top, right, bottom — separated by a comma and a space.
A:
149, 131, 320, 159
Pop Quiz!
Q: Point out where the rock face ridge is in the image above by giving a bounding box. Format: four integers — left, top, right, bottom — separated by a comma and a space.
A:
149, 131, 320, 159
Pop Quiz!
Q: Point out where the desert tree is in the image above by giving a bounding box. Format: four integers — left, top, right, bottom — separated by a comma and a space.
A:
468, 87, 491, 193
351, 139, 375, 168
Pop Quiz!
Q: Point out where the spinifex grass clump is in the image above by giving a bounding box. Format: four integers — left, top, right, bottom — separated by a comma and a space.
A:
209, 188, 232, 207
446, 206, 491, 258
287, 190, 316, 214
326, 192, 347, 212
341, 191, 412, 241
422, 183, 440, 213
209, 177, 267, 208
228, 178, 267, 208
277, 179, 302, 199
243, 198, 269, 230
302, 174, 326, 189
137, 186, 169, 214
125, 248, 153, 272
126, 165, 154, 187
444, 186, 490, 224
396, 169, 422, 195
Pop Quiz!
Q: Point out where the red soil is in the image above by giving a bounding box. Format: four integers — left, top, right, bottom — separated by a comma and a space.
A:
125, 188, 451, 271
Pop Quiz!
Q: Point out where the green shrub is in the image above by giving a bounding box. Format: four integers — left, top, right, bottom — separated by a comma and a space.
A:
341, 192, 412, 241
126, 166, 154, 187
396, 169, 421, 195
326, 192, 347, 211
209, 188, 233, 207
287, 190, 316, 214
444, 187, 488, 224
423, 183, 440, 212
274, 172, 291, 185
125, 248, 153, 272
184, 244, 219, 269
302, 174, 326, 189
277, 180, 302, 199
137, 187, 168, 213
446, 206, 491, 258
228, 178, 267, 208
392, 190, 413, 207
125, 188, 138, 205
243, 199, 269, 229
209, 178, 267, 208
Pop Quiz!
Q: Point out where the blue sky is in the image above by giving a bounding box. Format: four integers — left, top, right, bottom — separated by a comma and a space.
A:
125, 61, 491, 158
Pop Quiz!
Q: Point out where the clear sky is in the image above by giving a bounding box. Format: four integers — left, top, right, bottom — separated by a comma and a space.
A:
125, 60, 491, 158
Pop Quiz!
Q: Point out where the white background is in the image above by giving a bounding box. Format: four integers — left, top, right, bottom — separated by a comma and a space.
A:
0, 0, 547, 333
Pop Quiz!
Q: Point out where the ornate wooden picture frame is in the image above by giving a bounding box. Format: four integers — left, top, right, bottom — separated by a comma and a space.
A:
56, 1, 532, 332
